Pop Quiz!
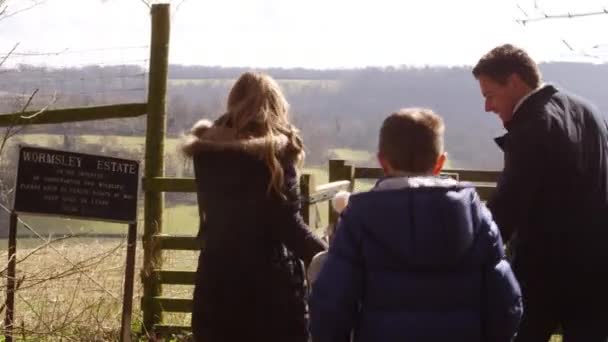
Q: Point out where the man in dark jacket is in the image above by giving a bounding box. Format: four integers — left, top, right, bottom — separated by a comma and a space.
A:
473, 44, 608, 341
309, 108, 522, 342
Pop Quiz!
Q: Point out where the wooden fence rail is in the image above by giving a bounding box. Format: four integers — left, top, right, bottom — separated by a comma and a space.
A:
142, 171, 352, 337
144, 159, 501, 337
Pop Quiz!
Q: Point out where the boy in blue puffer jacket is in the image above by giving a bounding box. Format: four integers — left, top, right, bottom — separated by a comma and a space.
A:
309, 108, 523, 342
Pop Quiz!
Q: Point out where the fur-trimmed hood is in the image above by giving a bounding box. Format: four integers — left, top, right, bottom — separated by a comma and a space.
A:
181, 119, 302, 164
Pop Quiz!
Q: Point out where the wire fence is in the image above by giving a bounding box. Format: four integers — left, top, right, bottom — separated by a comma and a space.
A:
0, 45, 150, 113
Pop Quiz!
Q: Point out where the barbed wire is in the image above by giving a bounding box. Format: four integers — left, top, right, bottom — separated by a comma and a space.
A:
516, 6, 608, 25
0, 45, 150, 58
515, 1, 608, 61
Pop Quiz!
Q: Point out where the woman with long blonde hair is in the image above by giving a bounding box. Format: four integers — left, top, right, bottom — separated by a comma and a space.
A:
182, 71, 327, 342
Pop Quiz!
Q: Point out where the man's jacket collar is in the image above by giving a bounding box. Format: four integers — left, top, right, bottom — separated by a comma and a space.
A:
494, 84, 558, 151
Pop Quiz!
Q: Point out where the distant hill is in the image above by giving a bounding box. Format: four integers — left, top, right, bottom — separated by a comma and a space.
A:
1, 62, 607, 169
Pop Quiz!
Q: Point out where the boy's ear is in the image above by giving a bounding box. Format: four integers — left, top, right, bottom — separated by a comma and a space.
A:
432, 152, 447, 175
377, 151, 391, 175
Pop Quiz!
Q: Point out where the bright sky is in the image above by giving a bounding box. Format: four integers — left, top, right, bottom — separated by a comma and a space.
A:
1, 0, 608, 68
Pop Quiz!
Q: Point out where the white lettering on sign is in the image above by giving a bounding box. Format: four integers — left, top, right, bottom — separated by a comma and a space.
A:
22, 151, 82, 168
96, 160, 137, 174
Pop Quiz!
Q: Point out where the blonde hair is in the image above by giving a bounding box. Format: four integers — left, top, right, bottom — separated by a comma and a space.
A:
379, 108, 444, 174
218, 71, 304, 196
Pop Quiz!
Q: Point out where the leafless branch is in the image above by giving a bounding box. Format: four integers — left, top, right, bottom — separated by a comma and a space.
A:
0, 0, 47, 22
174, 0, 187, 13
517, 4, 529, 18
0, 42, 19, 69
0, 235, 74, 277
139, 0, 151, 9
0, 88, 38, 158
0, 203, 121, 299
0, 89, 57, 166
561, 39, 575, 52
0, 0, 6, 16
517, 7, 608, 25
0, 275, 25, 316
19, 88, 38, 113
20, 90, 57, 120
560, 38, 604, 59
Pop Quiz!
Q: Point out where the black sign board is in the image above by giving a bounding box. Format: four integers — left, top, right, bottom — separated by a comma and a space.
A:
14, 146, 139, 223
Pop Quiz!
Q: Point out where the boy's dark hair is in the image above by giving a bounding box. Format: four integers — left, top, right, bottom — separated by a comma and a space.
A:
472, 44, 541, 88
379, 108, 444, 174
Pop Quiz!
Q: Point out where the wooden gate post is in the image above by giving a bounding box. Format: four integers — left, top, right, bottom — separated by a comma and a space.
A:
328, 160, 354, 225
299, 173, 316, 226
142, 3, 170, 335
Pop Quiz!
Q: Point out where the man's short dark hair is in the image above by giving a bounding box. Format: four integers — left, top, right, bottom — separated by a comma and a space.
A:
379, 108, 444, 174
472, 44, 541, 88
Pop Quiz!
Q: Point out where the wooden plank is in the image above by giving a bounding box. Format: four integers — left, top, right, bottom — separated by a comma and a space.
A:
354, 167, 384, 179
354, 167, 500, 183
305, 180, 351, 205
152, 297, 193, 313
154, 235, 204, 251
443, 169, 500, 183
143, 177, 197, 192
154, 324, 192, 336
155, 270, 196, 285
439, 171, 460, 180
315, 180, 351, 192
0, 103, 147, 127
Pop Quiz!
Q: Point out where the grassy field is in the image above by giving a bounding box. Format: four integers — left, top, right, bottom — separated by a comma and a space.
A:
0, 238, 197, 341
3, 204, 201, 240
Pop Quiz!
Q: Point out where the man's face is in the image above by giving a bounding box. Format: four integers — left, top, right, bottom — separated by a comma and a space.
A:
477, 74, 519, 124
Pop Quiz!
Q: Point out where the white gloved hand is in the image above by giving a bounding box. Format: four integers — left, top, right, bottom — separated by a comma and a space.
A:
331, 190, 351, 214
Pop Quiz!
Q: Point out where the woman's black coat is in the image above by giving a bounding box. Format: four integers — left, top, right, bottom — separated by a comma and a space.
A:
182, 119, 327, 342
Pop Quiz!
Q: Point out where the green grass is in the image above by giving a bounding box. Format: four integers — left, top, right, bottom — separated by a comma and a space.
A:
163, 204, 199, 235
8, 204, 200, 240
